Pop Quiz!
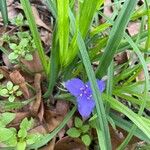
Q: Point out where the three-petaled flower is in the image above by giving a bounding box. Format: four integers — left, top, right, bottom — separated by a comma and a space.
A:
65, 78, 105, 119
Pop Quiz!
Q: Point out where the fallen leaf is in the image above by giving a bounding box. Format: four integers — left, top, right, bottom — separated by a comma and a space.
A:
127, 22, 141, 36
9, 70, 30, 99
44, 110, 64, 132
54, 136, 87, 150
10, 112, 29, 125
56, 100, 69, 116
21, 51, 43, 73
29, 73, 42, 116
0, 66, 10, 79
40, 28, 51, 46
115, 52, 128, 65
29, 125, 47, 134
31, 6, 51, 32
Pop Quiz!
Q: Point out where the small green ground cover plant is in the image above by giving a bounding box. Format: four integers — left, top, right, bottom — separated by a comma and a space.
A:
0, 0, 150, 149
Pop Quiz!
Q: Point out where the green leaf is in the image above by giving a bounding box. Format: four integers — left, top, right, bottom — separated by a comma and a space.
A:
0, 88, 9, 97
0, 112, 16, 127
13, 85, 19, 92
8, 95, 15, 102
16, 91, 23, 97
81, 125, 90, 133
19, 38, 29, 48
75, 117, 83, 128
24, 54, 33, 61
96, 0, 138, 77
0, 0, 8, 25
57, 0, 69, 65
0, 127, 15, 142
8, 52, 18, 60
26, 134, 43, 145
9, 43, 17, 50
74, 22, 111, 149
18, 128, 27, 139
20, 118, 34, 131
5, 133, 17, 147
7, 81, 13, 91
17, 141, 26, 150
67, 127, 81, 138
81, 134, 91, 146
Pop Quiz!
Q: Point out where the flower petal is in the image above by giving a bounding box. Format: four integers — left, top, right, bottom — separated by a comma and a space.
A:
77, 95, 95, 119
65, 78, 85, 96
86, 80, 105, 93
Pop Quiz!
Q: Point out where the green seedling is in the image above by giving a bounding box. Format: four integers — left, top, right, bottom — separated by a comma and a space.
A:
0, 116, 44, 150
10, 13, 25, 27
67, 117, 91, 146
8, 31, 36, 64
0, 81, 22, 102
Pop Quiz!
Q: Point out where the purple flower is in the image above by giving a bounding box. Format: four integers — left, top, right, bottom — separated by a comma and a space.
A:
65, 78, 105, 119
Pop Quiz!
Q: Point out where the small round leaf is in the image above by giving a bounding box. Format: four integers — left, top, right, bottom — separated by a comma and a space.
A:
75, 117, 83, 128
7, 81, 13, 91
67, 127, 81, 138
8, 95, 15, 102
81, 134, 91, 146
0, 89, 9, 97
24, 54, 33, 61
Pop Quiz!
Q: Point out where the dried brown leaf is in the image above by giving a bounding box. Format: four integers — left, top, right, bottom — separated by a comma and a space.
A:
44, 110, 64, 132
21, 51, 43, 73
29, 125, 47, 134
31, 6, 51, 32
54, 137, 87, 150
29, 73, 42, 116
9, 70, 30, 99
56, 100, 69, 116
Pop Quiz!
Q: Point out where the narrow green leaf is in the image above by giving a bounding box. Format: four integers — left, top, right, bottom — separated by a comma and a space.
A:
43, 27, 59, 98
0, 0, 8, 25
20, 0, 48, 75
45, 0, 57, 18
77, 30, 111, 149
57, 0, 69, 66
96, 0, 138, 77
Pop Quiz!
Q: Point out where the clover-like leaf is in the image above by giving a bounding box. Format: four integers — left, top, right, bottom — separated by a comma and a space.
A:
0, 89, 9, 97
16, 91, 23, 97
81, 134, 91, 146
24, 54, 33, 61
13, 85, 19, 92
9, 43, 17, 50
81, 125, 90, 133
7, 81, 13, 91
75, 117, 83, 128
18, 128, 27, 139
67, 127, 81, 138
8, 52, 18, 60
20, 118, 34, 131
8, 95, 15, 102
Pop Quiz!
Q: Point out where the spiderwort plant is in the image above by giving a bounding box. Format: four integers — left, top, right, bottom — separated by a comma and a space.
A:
65, 78, 105, 119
